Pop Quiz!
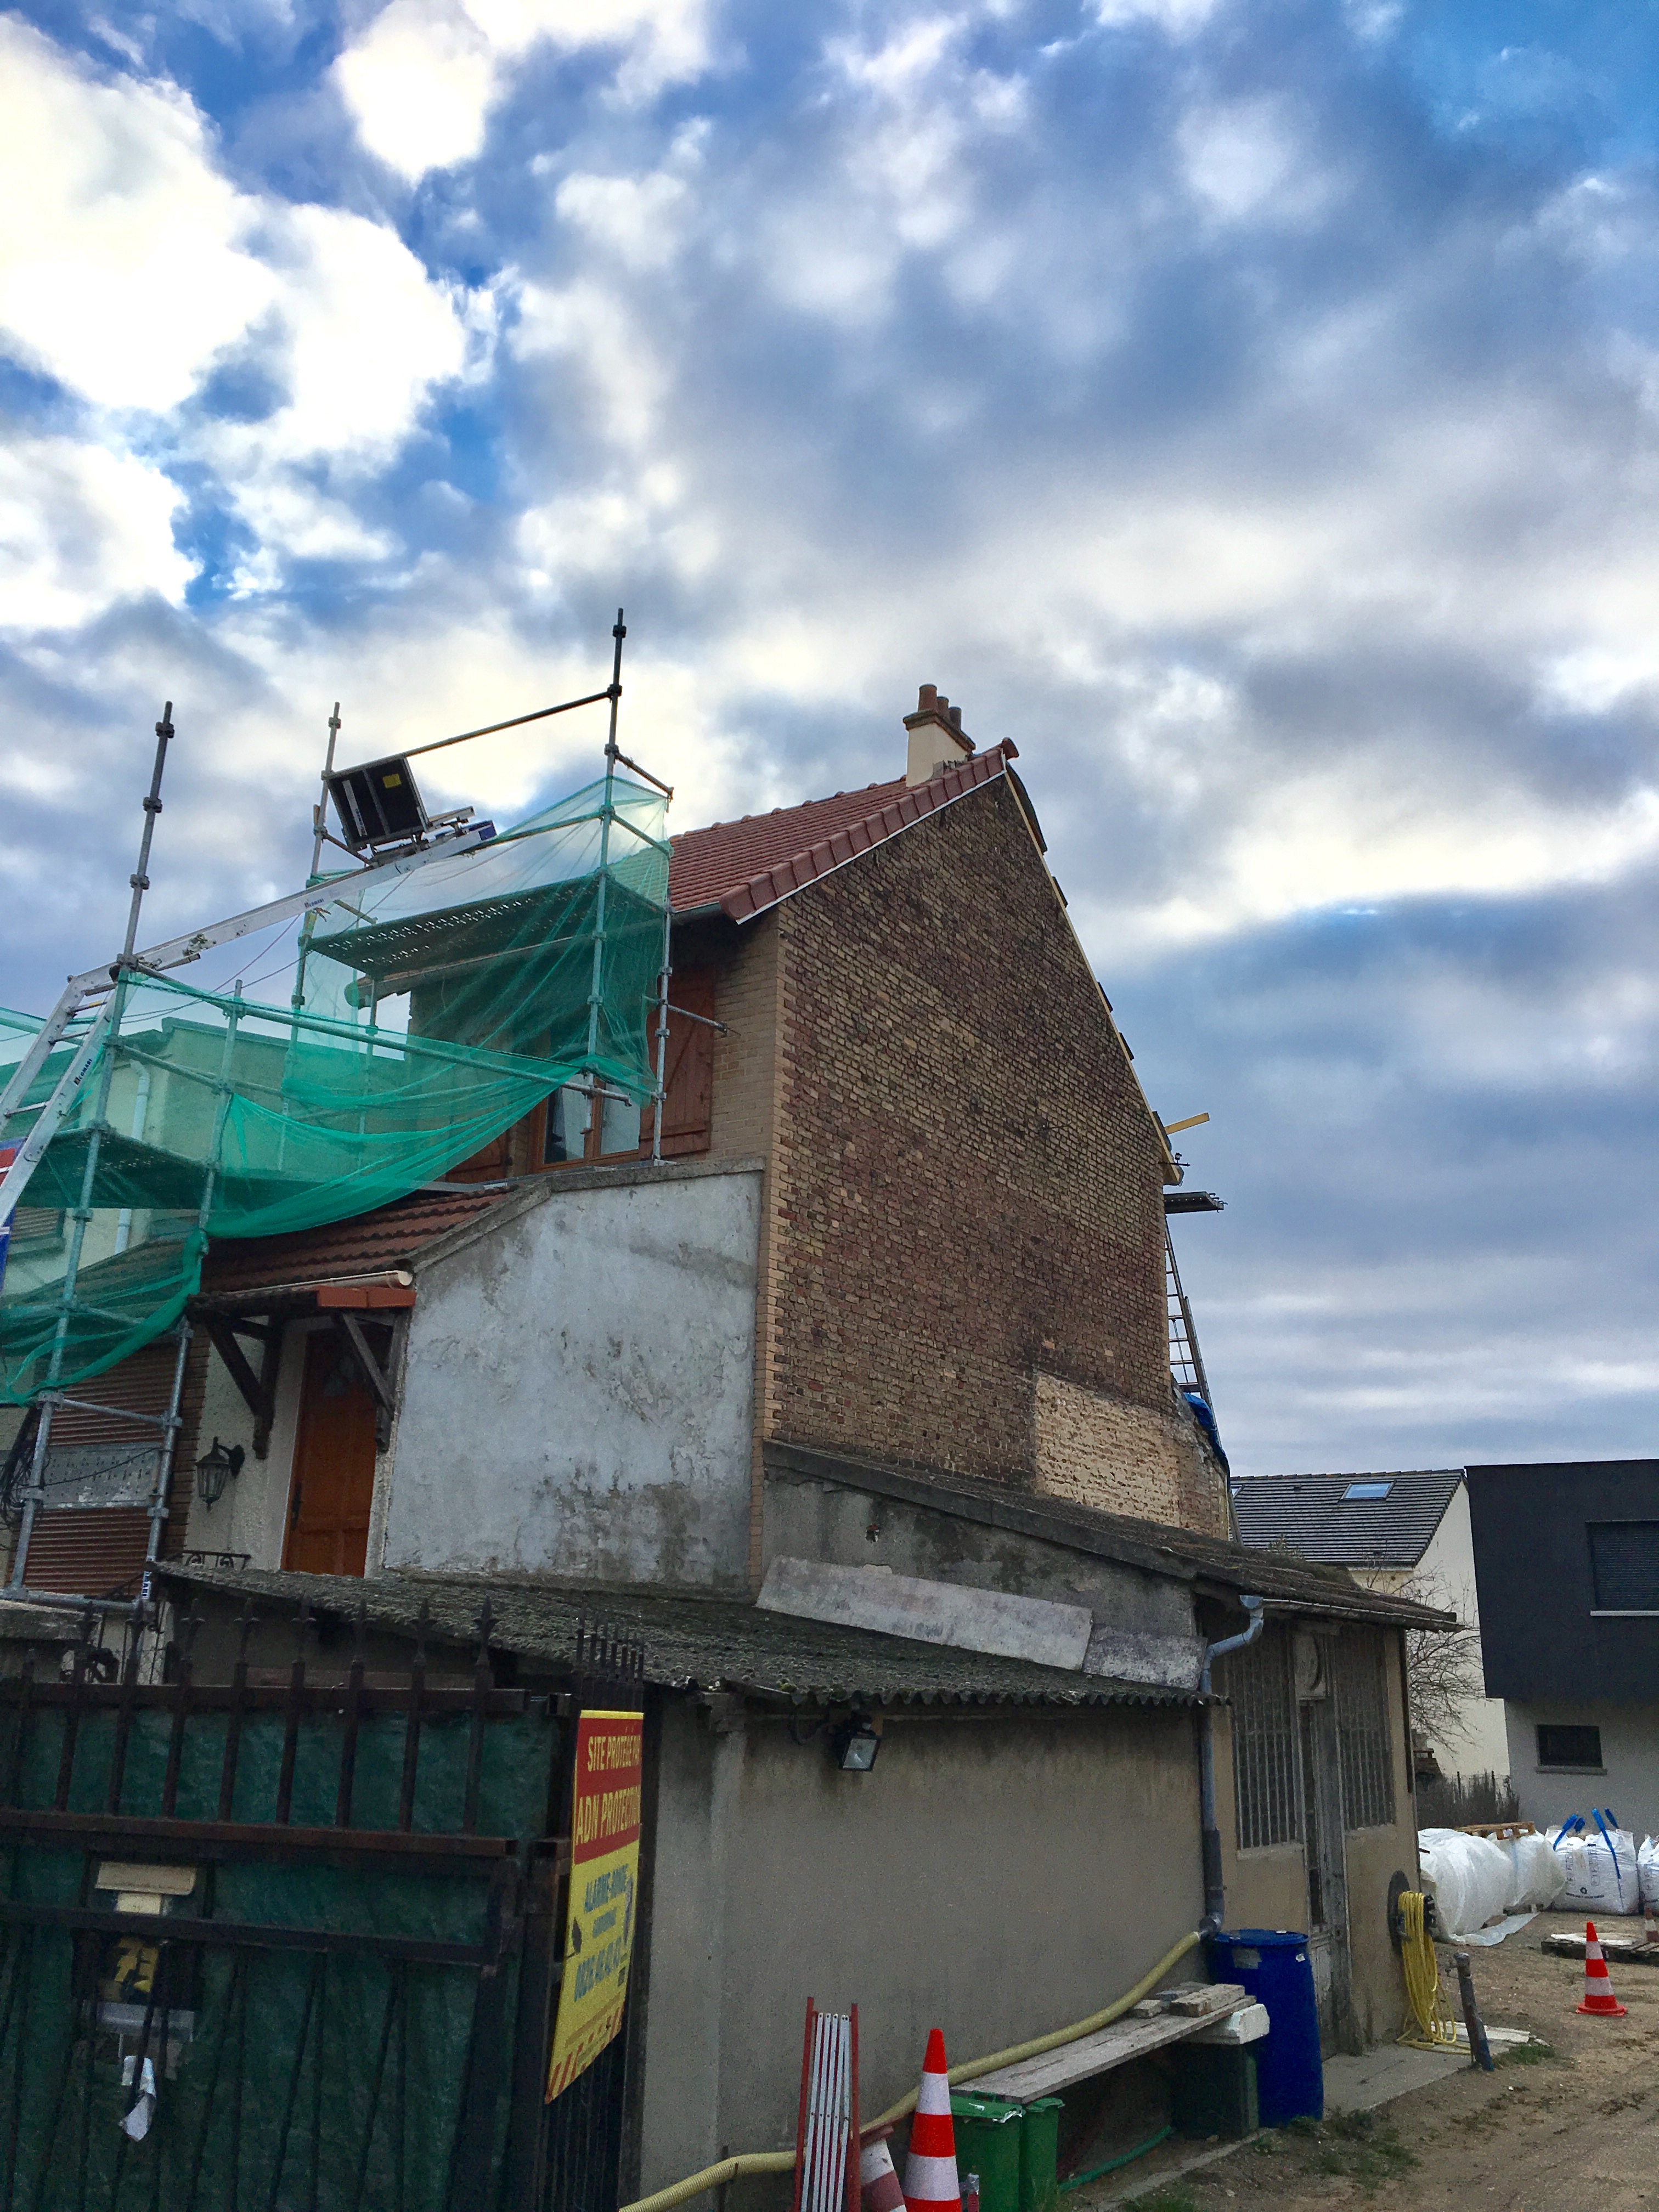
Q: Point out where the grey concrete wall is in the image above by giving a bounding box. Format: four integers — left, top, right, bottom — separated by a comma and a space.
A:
382, 1166, 761, 1587
764, 1470, 1195, 1637
1506, 1700, 1659, 1836
637, 1695, 1204, 2193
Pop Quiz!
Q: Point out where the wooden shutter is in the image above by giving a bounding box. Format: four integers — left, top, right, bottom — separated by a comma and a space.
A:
645, 972, 715, 1158
444, 1126, 514, 1183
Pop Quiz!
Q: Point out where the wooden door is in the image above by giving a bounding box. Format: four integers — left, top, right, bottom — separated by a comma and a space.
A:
283, 1331, 377, 1577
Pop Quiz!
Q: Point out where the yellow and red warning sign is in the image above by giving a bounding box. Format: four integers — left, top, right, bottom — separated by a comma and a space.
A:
546, 1710, 644, 2101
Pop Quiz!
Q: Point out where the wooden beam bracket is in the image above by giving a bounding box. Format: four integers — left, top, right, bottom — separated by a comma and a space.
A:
335, 1312, 398, 1449
204, 1317, 284, 1461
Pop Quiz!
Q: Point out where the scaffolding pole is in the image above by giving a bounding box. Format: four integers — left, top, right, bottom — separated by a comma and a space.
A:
5, 709, 183, 1610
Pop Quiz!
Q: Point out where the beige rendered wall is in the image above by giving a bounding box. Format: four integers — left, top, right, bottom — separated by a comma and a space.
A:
638, 1697, 1204, 2194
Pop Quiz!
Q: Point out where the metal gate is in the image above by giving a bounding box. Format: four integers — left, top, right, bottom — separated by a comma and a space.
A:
0, 1598, 644, 2212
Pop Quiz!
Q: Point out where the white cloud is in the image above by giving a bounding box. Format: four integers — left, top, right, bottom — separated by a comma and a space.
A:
1115, 774, 1659, 952
554, 164, 693, 274
334, 0, 713, 183
0, 17, 275, 411
200, 201, 477, 533
0, 21, 485, 584
764, 19, 1026, 326
0, 436, 194, 629
511, 278, 668, 451
1093, 0, 1220, 32
1177, 97, 1325, 223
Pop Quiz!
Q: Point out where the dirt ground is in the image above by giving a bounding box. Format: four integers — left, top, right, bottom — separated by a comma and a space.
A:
1074, 1911, 1659, 2212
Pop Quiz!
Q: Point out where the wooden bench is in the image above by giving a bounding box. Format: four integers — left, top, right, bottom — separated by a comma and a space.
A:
969, 1984, 1251, 2103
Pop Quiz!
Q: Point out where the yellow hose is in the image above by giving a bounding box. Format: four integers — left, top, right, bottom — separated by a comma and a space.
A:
617, 1927, 1205, 2212
1397, 1889, 1458, 2051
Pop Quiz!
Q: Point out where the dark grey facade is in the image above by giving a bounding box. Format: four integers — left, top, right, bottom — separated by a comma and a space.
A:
1466, 1459, 1659, 1703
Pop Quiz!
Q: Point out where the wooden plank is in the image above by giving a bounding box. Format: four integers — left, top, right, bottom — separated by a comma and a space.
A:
1541, 1933, 1659, 1966
969, 1994, 1249, 2103
0, 1805, 516, 1863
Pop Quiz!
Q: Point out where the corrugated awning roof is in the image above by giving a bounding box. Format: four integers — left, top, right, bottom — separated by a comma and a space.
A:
156, 1564, 1203, 1710
669, 747, 1012, 923
765, 1442, 1455, 1628
198, 1184, 511, 1300
1231, 1470, 1465, 1569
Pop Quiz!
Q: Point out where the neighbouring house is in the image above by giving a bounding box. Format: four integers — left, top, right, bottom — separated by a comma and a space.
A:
1231, 1469, 1509, 1780
1466, 1457, 1659, 1837
0, 686, 1451, 2205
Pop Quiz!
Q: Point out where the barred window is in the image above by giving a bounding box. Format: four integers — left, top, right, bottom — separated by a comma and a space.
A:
1334, 1633, 1395, 1830
1224, 1629, 1301, 1850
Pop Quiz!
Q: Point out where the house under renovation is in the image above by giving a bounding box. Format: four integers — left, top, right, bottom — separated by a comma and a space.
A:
0, 651, 1449, 2211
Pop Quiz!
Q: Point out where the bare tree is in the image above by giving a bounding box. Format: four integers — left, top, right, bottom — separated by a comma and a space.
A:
1398, 1569, 1487, 1757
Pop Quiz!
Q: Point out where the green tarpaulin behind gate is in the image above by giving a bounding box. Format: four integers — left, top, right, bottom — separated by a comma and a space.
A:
0, 1701, 560, 2212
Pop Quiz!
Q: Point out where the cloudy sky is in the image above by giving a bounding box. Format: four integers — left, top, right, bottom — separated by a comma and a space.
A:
2, 0, 1655, 1477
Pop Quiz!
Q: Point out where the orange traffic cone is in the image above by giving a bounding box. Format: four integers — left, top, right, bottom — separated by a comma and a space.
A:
902, 2032, 961, 2212
860, 2129, 906, 2212
1577, 1921, 1628, 2017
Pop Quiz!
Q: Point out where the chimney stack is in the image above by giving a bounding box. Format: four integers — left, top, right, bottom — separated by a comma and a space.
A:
903, 685, 976, 787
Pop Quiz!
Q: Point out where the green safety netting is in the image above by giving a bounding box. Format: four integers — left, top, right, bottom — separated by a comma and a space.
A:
0, 772, 668, 1404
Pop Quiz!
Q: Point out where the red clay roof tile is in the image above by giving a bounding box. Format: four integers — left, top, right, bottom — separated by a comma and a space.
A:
201, 1184, 508, 1295
668, 744, 1012, 922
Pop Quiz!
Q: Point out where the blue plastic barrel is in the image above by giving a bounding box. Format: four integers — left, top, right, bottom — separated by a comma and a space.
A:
1206, 1929, 1323, 2125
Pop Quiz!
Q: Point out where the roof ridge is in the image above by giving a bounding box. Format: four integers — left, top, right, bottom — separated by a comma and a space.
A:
670, 744, 1012, 924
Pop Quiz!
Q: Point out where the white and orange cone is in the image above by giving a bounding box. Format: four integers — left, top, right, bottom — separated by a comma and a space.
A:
1577, 1920, 1628, 2018
860, 2129, 906, 2212
903, 2031, 961, 2212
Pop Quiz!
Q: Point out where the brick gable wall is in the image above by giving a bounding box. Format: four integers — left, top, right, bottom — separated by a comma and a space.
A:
735, 776, 1223, 1530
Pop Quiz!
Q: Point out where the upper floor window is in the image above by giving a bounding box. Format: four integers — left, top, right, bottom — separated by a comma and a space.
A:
445, 969, 718, 1183
1537, 1723, 1602, 1771
1588, 1521, 1659, 1615
1342, 1480, 1393, 1501
543, 1081, 642, 1166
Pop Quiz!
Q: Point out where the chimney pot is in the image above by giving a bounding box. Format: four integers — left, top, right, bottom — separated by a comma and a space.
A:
901, 681, 975, 786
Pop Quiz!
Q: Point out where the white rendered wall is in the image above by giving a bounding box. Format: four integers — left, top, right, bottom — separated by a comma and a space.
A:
381, 1167, 761, 1588
1506, 1701, 1659, 1840
1355, 1483, 1510, 1779
1418, 1485, 1511, 1778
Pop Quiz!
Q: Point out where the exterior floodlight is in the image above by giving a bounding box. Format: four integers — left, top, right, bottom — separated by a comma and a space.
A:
326, 755, 431, 853
194, 1437, 245, 1509
832, 1714, 881, 1773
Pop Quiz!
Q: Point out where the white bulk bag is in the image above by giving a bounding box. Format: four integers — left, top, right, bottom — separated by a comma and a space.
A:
1638, 1836, 1659, 1912
1504, 1830, 1567, 1911
1556, 1824, 1641, 1916
1418, 1827, 1515, 1937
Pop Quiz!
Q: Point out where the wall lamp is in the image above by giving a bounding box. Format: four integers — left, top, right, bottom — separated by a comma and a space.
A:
832, 1713, 882, 1773
194, 1437, 245, 1509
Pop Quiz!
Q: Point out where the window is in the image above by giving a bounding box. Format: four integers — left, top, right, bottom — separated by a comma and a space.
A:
1333, 1634, 1395, 1830
541, 1080, 643, 1166
539, 970, 716, 1171
1537, 1724, 1602, 1771
8, 1206, 63, 1244
1342, 1480, 1393, 1501
1588, 1521, 1659, 1614
1224, 1630, 1301, 1850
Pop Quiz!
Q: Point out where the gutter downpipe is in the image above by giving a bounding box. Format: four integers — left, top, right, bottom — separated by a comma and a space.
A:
1199, 1593, 1265, 1933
